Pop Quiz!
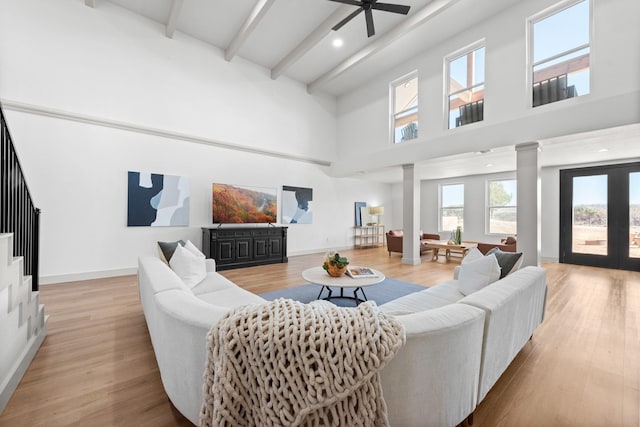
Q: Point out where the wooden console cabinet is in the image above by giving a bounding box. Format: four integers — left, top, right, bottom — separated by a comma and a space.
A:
201, 226, 288, 270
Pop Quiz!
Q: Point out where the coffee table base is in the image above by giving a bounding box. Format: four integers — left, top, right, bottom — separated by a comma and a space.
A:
317, 285, 369, 305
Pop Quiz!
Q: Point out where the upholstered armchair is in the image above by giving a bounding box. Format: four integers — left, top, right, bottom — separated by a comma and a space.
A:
476, 236, 517, 255
386, 230, 440, 257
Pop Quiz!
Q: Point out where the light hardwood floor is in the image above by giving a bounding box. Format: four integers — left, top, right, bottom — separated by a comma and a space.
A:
1, 247, 638, 426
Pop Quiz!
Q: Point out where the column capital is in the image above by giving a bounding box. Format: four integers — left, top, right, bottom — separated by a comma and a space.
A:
515, 141, 541, 152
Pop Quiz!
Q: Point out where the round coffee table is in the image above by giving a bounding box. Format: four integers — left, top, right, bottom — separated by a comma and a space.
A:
301, 266, 385, 305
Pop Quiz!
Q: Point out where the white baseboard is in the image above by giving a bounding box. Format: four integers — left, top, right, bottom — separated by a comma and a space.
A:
40, 267, 137, 285
288, 246, 352, 257
0, 320, 48, 414
39, 248, 364, 285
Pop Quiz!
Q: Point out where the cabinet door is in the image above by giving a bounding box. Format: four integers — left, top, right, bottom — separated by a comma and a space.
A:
269, 237, 282, 259
253, 237, 269, 260
216, 239, 235, 265
236, 238, 252, 262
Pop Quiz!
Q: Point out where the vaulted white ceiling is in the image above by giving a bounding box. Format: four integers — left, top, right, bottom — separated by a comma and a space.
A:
101, 0, 523, 96
88, 0, 639, 182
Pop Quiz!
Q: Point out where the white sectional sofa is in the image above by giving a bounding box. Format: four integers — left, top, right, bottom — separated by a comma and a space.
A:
138, 255, 547, 427
137, 257, 265, 425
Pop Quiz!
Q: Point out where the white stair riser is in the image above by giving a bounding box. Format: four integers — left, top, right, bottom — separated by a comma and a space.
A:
0, 233, 47, 414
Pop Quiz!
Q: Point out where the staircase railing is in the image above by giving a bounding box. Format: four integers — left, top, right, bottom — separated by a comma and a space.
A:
0, 102, 40, 291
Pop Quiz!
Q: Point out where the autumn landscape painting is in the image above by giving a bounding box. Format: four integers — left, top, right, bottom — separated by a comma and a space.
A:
212, 183, 277, 224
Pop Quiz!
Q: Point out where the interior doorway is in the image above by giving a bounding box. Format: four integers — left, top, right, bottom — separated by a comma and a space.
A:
560, 162, 640, 270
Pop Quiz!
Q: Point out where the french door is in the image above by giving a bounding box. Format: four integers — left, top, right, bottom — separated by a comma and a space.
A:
560, 162, 640, 271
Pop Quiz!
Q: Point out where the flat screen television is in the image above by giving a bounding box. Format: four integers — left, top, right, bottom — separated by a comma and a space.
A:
212, 183, 277, 224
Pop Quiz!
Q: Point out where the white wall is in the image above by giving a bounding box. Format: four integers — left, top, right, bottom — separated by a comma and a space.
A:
337, 0, 640, 262
0, 0, 393, 283
334, 0, 640, 176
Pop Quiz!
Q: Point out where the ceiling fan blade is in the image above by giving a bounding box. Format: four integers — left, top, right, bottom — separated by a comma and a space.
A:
372, 3, 410, 14
365, 8, 375, 37
328, 0, 363, 7
332, 7, 364, 31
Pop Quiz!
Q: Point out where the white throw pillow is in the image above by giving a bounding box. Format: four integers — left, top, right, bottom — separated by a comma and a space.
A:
170, 243, 207, 288
184, 240, 205, 259
462, 247, 484, 263
458, 254, 501, 296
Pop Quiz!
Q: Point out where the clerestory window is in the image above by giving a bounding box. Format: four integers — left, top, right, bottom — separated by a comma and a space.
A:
530, 0, 590, 107
390, 71, 418, 144
446, 42, 485, 129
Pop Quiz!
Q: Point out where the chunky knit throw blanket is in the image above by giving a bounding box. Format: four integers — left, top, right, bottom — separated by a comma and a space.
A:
200, 298, 405, 427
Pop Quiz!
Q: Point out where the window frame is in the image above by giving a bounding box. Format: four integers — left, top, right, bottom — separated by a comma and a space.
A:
486, 179, 517, 235
526, 0, 592, 109
444, 39, 486, 130
439, 183, 465, 233
389, 70, 419, 144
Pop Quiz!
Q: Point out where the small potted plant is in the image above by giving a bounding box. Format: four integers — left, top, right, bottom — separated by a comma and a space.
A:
322, 251, 349, 277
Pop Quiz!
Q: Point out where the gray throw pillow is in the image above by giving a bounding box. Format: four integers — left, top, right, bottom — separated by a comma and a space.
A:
158, 240, 185, 264
486, 247, 523, 279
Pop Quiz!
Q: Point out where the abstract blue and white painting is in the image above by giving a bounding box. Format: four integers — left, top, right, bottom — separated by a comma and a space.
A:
282, 185, 313, 224
127, 171, 190, 226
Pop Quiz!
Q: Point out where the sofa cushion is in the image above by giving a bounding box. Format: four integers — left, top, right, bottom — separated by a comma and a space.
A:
486, 248, 523, 278
458, 254, 501, 296
191, 272, 238, 295
379, 281, 461, 315
158, 240, 185, 264
196, 287, 266, 307
170, 244, 207, 288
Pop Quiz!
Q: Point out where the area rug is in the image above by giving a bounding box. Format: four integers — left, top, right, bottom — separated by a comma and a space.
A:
260, 278, 426, 307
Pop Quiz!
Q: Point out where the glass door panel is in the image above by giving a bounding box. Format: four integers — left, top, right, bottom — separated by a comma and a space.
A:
630, 172, 640, 259
572, 175, 607, 255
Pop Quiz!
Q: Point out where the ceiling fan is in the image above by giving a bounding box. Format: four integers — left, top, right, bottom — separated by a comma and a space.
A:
329, 0, 411, 38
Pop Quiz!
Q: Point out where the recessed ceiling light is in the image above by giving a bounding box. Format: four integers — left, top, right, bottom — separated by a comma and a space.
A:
598, 148, 609, 152
485, 163, 493, 167
476, 149, 493, 155
332, 38, 343, 48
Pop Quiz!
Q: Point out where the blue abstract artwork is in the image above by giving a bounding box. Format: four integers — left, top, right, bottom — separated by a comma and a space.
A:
282, 185, 313, 224
127, 171, 189, 227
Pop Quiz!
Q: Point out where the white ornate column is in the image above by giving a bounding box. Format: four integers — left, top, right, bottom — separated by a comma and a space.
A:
516, 142, 541, 267
402, 164, 421, 265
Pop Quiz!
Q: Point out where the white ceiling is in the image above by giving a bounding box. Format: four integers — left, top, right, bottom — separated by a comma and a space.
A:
96, 0, 639, 183
356, 123, 640, 183
103, 0, 523, 96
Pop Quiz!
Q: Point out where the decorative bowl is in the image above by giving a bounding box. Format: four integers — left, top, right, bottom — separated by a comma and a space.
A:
325, 263, 347, 277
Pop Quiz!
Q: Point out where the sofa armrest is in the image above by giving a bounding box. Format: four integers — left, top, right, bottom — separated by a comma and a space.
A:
205, 258, 216, 273
381, 304, 485, 427
453, 265, 461, 280
458, 266, 547, 403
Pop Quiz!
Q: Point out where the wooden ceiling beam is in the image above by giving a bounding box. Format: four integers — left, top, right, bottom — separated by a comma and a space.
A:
225, 0, 276, 62
166, 0, 184, 39
307, 0, 461, 94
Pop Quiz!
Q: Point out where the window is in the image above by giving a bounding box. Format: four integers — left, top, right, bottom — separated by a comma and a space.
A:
440, 184, 464, 232
488, 179, 517, 234
530, 0, 590, 107
446, 43, 485, 129
390, 72, 418, 143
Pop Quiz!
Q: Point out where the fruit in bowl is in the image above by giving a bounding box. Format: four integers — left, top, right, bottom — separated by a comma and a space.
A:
322, 251, 349, 277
